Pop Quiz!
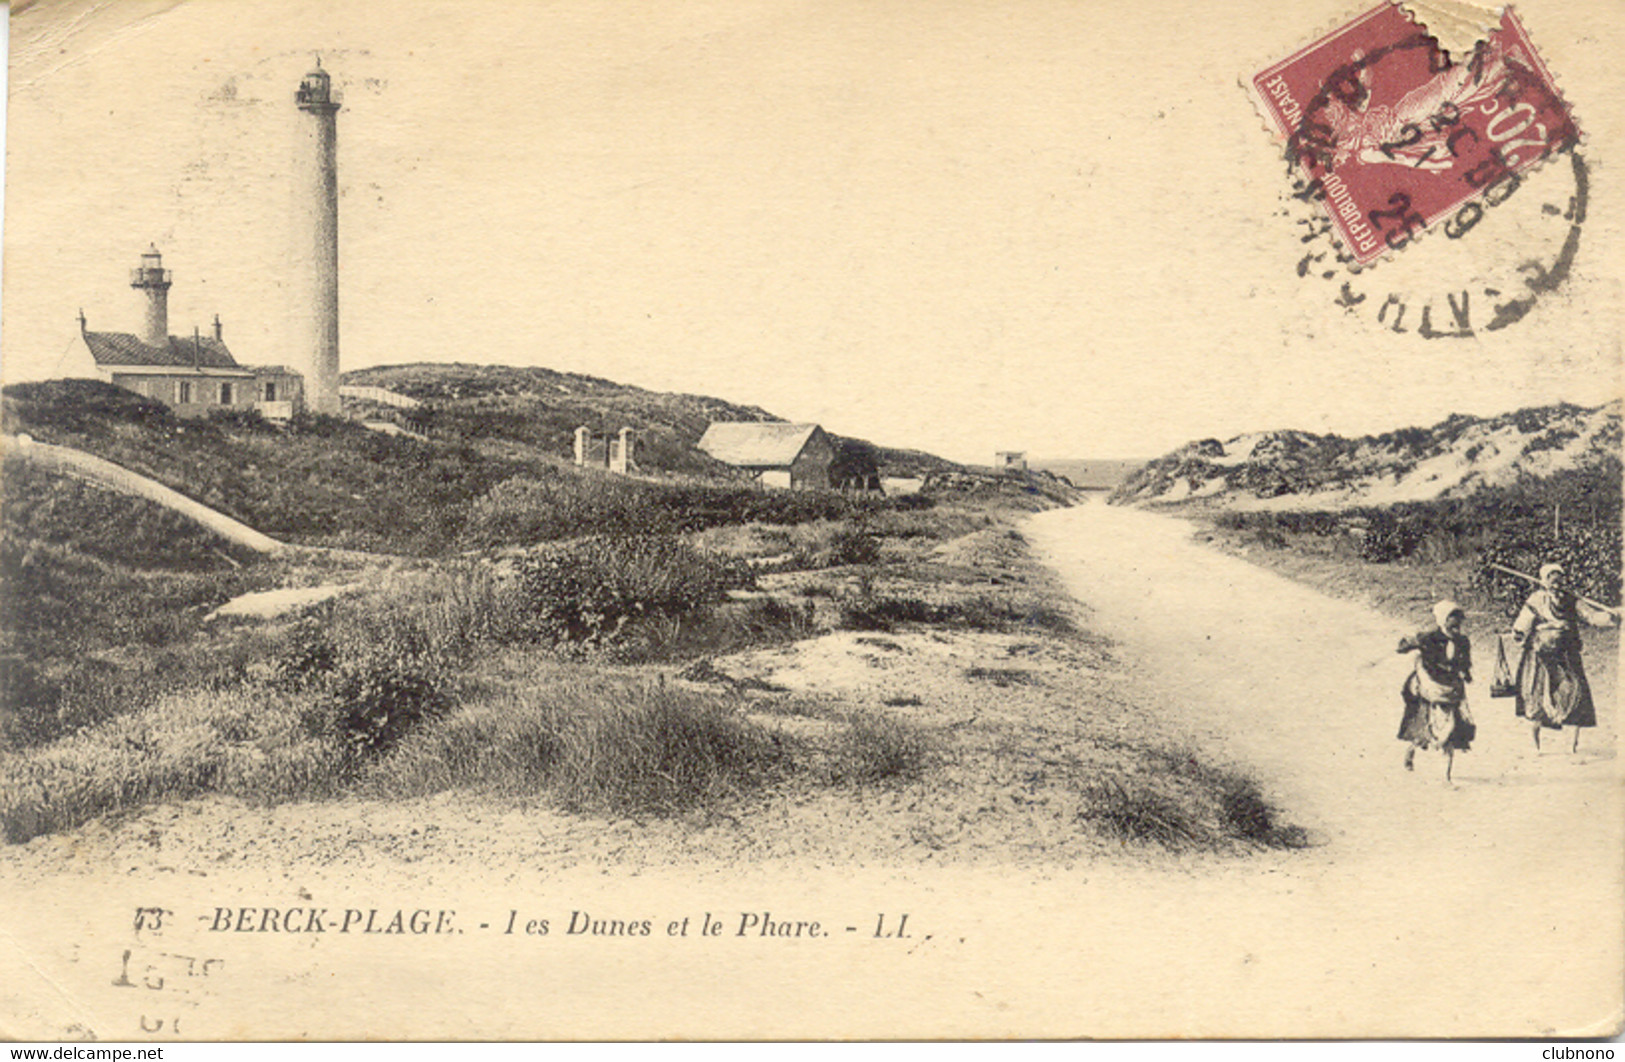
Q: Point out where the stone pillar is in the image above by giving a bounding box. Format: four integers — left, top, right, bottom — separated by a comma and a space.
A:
611, 427, 635, 474
574, 426, 591, 466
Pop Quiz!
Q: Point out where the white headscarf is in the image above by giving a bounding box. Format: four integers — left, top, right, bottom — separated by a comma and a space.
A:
1539, 562, 1566, 583
1433, 600, 1464, 630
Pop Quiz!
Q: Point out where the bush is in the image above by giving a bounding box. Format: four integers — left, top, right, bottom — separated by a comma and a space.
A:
513, 535, 752, 645
263, 567, 527, 767
837, 595, 939, 632
823, 527, 881, 567
1216, 776, 1292, 844
1477, 525, 1623, 618
614, 597, 818, 663
2, 378, 178, 437
1077, 753, 1306, 851
304, 650, 452, 766
206, 407, 274, 432
1471, 464, 1622, 615
551, 692, 784, 813
1358, 511, 1426, 563
0, 655, 61, 748
464, 474, 889, 549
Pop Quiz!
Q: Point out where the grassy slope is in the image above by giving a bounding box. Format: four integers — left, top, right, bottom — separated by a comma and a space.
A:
346, 362, 966, 479
4, 379, 529, 554
4, 492, 1298, 859
1, 379, 941, 556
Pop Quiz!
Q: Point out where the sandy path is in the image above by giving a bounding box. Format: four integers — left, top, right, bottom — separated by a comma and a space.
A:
1025, 499, 1624, 1034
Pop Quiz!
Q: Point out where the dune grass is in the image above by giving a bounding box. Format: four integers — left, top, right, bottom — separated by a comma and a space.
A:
1, 686, 338, 844
836, 592, 1074, 635
826, 710, 934, 784
373, 678, 787, 814
1078, 751, 1307, 851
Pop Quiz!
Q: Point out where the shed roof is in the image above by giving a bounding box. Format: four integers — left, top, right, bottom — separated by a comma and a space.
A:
697, 422, 823, 468
84, 330, 240, 371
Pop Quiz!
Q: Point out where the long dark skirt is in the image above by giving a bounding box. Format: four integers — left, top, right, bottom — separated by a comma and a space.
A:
1516, 632, 1596, 729
1398, 672, 1475, 752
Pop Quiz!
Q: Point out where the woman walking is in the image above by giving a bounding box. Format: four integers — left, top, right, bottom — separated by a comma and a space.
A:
1511, 562, 1615, 753
1397, 600, 1475, 782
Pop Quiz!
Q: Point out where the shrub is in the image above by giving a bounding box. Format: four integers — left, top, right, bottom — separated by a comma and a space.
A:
1077, 753, 1305, 851
263, 568, 527, 768
1358, 512, 1426, 563
0, 655, 60, 748
268, 619, 340, 690
3, 637, 263, 752
964, 666, 1036, 687
464, 474, 889, 550
826, 527, 881, 567
206, 407, 274, 433
1477, 526, 1623, 618
614, 597, 818, 662
2, 378, 178, 437
367, 691, 561, 799
304, 650, 452, 767
513, 535, 752, 645
837, 595, 939, 632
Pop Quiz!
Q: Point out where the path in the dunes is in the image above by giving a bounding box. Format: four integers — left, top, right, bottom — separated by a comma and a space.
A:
1023, 499, 1623, 1036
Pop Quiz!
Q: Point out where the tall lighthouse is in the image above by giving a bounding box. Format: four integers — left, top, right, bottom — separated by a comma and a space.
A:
295, 60, 341, 414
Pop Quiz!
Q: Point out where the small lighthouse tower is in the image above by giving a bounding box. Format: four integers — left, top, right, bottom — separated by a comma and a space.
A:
129, 245, 172, 348
295, 59, 341, 414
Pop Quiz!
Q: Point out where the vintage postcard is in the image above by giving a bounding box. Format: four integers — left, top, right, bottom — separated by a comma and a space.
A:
1, 0, 1620, 1042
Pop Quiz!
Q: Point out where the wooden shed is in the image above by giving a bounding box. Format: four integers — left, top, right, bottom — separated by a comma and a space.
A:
697, 422, 836, 490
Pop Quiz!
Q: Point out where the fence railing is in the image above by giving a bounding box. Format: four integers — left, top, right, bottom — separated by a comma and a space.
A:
339, 385, 421, 409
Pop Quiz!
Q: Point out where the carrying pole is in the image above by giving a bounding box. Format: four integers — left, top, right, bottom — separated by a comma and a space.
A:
1488, 562, 1621, 617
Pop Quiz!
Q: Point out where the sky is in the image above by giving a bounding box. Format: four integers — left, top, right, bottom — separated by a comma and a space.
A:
2, 0, 1620, 465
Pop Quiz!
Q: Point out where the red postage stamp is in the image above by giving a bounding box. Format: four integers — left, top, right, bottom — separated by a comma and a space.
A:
1251, 3, 1578, 264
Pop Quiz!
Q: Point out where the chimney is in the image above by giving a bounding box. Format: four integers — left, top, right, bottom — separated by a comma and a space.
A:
130, 245, 172, 348
213, 314, 223, 342
77, 309, 87, 336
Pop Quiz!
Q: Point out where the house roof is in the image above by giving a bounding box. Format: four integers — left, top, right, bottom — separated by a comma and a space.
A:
83, 330, 240, 371
697, 422, 823, 468
100, 365, 254, 378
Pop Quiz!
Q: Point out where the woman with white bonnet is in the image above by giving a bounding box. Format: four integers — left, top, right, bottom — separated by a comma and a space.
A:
1396, 600, 1475, 782
1511, 561, 1614, 753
